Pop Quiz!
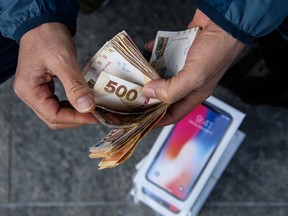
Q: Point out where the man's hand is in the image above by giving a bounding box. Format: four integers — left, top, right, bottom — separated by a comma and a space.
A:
14, 23, 97, 129
143, 9, 245, 127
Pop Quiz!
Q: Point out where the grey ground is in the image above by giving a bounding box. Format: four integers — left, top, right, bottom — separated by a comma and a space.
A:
1, 0, 288, 215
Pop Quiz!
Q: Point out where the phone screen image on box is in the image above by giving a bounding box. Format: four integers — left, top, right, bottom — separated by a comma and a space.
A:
146, 102, 232, 200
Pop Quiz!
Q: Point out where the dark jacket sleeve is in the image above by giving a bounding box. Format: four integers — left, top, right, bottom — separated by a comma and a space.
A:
196, 0, 288, 45
0, 0, 79, 43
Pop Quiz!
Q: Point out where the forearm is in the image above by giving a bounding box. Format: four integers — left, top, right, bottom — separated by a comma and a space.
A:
0, 0, 79, 43
196, 0, 288, 44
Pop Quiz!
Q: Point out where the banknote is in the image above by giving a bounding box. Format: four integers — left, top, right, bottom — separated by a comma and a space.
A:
89, 71, 159, 112
92, 102, 165, 128
90, 104, 168, 170
150, 28, 199, 78
82, 44, 152, 86
81, 28, 198, 169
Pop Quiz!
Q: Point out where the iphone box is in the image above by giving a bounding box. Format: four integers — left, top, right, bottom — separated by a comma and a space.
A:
130, 95, 246, 216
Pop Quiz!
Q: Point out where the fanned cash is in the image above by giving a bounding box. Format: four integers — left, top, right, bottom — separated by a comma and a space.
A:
82, 28, 199, 169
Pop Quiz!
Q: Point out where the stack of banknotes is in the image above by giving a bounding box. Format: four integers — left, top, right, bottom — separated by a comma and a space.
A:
82, 28, 199, 169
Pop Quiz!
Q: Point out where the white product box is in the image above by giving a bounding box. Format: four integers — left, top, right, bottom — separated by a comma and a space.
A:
131, 95, 246, 216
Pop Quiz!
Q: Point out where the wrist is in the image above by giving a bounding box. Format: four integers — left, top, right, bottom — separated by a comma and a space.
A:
20, 22, 70, 44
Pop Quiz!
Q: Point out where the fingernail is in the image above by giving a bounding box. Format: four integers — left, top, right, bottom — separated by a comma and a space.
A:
76, 95, 94, 112
144, 41, 153, 51
143, 87, 156, 98
144, 43, 149, 51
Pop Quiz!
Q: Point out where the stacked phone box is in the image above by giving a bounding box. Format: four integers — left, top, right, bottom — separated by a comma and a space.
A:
130, 95, 246, 216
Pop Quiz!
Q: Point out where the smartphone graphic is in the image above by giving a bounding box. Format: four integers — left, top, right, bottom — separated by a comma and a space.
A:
146, 101, 233, 200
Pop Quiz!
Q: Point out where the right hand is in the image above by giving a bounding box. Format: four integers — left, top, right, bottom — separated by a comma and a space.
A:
14, 22, 98, 129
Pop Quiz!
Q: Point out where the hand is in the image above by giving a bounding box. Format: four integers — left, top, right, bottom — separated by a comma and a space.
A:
143, 9, 245, 127
14, 23, 97, 129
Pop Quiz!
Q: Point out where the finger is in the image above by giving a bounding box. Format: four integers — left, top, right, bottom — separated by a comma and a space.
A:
32, 98, 98, 130
144, 40, 155, 52
32, 108, 88, 129
21, 82, 98, 129
142, 66, 205, 105
55, 62, 96, 113
14, 70, 98, 128
188, 9, 211, 29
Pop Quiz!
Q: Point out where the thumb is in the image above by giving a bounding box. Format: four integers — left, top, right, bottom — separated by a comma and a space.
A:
58, 68, 96, 113
142, 70, 195, 104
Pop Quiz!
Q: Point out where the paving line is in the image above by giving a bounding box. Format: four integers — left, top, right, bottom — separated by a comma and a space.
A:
0, 201, 288, 208
206, 202, 288, 207
0, 201, 128, 208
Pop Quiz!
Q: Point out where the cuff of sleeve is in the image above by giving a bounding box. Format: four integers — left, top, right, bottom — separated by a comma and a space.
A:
13, 14, 77, 44
196, 1, 254, 45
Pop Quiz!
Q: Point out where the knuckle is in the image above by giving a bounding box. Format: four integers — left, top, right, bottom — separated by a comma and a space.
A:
66, 78, 88, 97
47, 123, 61, 130
159, 80, 178, 104
13, 78, 24, 98
44, 115, 59, 130
161, 90, 175, 104
35, 112, 61, 130
46, 117, 61, 130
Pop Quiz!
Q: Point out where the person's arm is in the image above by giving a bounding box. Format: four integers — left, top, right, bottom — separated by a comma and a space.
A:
196, 0, 288, 45
0, 0, 79, 42
0, 1, 97, 129
143, 0, 288, 127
